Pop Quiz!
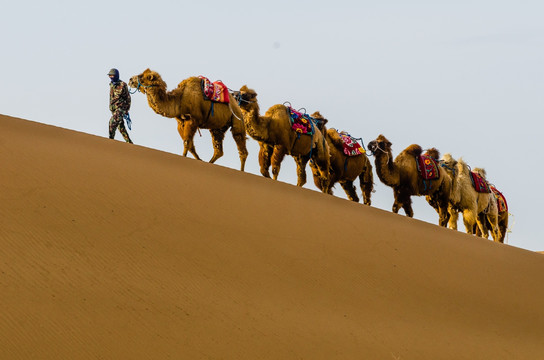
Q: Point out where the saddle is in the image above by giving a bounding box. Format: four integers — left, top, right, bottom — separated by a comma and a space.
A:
287, 106, 315, 135
490, 186, 508, 212
470, 172, 491, 193
335, 130, 365, 156
416, 155, 440, 180
199, 76, 230, 103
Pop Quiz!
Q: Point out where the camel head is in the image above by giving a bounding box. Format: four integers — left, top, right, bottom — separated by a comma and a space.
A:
367, 134, 392, 154
441, 153, 458, 168
236, 85, 258, 108
310, 111, 328, 132
438, 153, 458, 184
128, 68, 165, 94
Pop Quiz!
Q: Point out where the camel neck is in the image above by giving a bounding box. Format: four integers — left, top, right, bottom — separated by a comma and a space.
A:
240, 103, 269, 142
145, 86, 181, 118
374, 151, 399, 187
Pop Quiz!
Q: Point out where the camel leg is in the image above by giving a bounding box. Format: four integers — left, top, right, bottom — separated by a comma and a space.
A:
437, 202, 450, 227
359, 166, 373, 206
258, 142, 273, 178
486, 212, 502, 242
313, 161, 331, 193
475, 214, 488, 238
327, 172, 338, 195
498, 214, 508, 243
475, 224, 483, 237
476, 213, 489, 239
294, 155, 309, 187
402, 203, 414, 217
462, 209, 477, 234
392, 191, 402, 214
176, 119, 189, 157
340, 180, 359, 202
448, 207, 459, 230
309, 162, 322, 191
310, 161, 334, 194
209, 128, 227, 164
430, 192, 450, 227
311, 141, 331, 194
271, 146, 287, 180
394, 191, 413, 217
177, 118, 201, 160
230, 122, 248, 172
309, 162, 324, 192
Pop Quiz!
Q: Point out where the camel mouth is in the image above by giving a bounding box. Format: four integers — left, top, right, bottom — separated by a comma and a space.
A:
231, 91, 245, 105
128, 78, 137, 88
128, 75, 150, 94
367, 140, 379, 153
236, 92, 253, 105
128, 76, 142, 89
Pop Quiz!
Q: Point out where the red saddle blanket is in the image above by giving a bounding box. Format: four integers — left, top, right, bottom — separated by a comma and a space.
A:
490, 186, 508, 212
416, 155, 440, 180
199, 76, 230, 103
287, 107, 314, 135
470, 172, 491, 193
338, 131, 365, 156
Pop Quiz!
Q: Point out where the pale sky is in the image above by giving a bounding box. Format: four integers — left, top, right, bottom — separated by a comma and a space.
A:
2, 0, 543, 251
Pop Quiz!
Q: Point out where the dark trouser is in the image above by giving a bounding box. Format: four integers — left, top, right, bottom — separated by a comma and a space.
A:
109, 109, 132, 143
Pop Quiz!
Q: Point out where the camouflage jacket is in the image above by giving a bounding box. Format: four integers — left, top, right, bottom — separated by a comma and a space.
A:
109, 80, 131, 112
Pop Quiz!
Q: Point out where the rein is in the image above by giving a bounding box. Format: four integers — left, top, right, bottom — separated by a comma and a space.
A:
439, 162, 456, 177
368, 143, 390, 164
233, 91, 254, 105
129, 76, 157, 94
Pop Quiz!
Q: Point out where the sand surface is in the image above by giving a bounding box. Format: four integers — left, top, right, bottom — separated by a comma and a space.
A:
1, 114, 543, 359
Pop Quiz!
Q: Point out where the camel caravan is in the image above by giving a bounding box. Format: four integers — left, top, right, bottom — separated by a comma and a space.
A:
128, 69, 510, 243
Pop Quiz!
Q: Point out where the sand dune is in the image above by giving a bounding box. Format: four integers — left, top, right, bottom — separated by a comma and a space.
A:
1, 114, 543, 359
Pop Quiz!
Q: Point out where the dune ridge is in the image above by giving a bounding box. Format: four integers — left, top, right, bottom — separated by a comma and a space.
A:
1, 114, 543, 360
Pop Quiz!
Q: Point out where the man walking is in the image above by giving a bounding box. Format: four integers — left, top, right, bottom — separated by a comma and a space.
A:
108, 68, 133, 143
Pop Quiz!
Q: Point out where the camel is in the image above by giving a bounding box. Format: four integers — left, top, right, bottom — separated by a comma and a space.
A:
476, 188, 509, 244
235, 85, 330, 192
128, 69, 248, 171
469, 167, 504, 242
309, 114, 374, 204
436, 155, 501, 241
367, 134, 451, 227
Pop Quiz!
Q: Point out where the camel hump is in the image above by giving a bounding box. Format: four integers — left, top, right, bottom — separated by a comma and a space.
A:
310, 111, 328, 131
327, 128, 344, 148
424, 147, 441, 160
473, 167, 487, 179
404, 144, 422, 156
457, 157, 469, 169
